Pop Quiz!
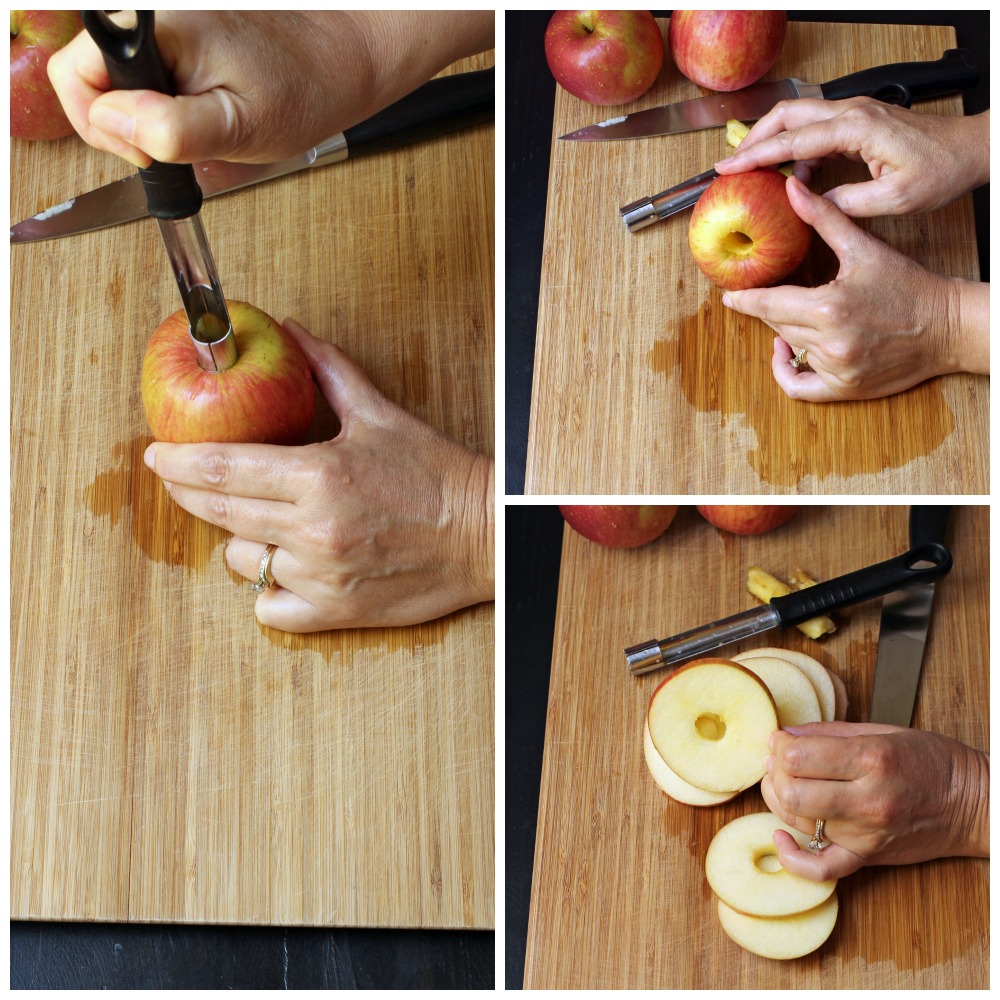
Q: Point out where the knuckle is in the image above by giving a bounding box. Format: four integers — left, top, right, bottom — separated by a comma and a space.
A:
204, 491, 234, 527
197, 450, 236, 488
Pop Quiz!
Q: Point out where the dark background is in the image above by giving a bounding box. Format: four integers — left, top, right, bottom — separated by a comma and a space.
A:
505, 11, 991, 494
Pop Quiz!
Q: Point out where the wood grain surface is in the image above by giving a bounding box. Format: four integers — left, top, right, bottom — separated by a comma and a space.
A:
11, 53, 494, 928
524, 505, 988, 988
525, 21, 987, 494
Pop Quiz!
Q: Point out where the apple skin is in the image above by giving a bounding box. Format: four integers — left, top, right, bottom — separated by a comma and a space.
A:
688, 169, 811, 291
697, 504, 799, 535
10, 10, 83, 140
669, 10, 787, 92
141, 301, 316, 445
544, 10, 664, 106
559, 504, 678, 548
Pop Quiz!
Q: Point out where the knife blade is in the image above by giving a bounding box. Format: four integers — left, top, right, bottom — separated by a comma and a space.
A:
869, 506, 951, 726
559, 48, 979, 142
624, 541, 953, 676
11, 67, 494, 245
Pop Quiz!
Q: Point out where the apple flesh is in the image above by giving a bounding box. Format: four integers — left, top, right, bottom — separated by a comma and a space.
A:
717, 892, 839, 960
697, 504, 799, 535
733, 654, 821, 728
688, 169, 811, 291
735, 647, 836, 723
544, 10, 664, 106
10, 10, 82, 140
141, 301, 315, 444
669, 11, 786, 92
559, 504, 678, 548
643, 720, 737, 807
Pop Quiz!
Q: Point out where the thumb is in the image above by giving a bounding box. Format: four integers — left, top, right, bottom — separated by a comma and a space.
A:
781, 720, 905, 738
281, 318, 383, 423
785, 174, 870, 265
89, 88, 245, 164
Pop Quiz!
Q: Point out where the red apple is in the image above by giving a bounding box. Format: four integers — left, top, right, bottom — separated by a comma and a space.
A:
559, 504, 679, 547
696, 505, 799, 535
10, 10, 82, 140
668, 11, 786, 92
544, 10, 664, 106
688, 169, 811, 291
141, 301, 315, 444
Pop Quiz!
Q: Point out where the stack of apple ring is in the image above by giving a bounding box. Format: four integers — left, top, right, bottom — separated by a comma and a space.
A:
643, 648, 848, 958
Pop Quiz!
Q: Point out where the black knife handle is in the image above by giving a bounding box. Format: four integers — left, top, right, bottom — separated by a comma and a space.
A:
770, 543, 953, 626
820, 49, 980, 108
909, 505, 951, 549
342, 67, 494, 157
82, 10, 202, 220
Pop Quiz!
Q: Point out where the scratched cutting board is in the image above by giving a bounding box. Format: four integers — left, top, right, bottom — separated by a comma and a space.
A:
10, 53, 494, 928
525, 22, 987, 494
524, 505, 988, 988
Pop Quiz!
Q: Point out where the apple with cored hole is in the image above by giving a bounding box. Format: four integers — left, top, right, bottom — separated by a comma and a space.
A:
697, 504, 799, 535
544, 10, 664, 106
141, 301, 315, 444
668, 10, 787, 92
689, 169, 811, 291
559, 504, 678, 548
10, 10, 83, 140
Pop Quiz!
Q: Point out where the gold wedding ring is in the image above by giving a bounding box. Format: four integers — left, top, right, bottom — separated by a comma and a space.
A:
790, 348, 809, 369
250, 543, 278, 594
808, 818, 827, 851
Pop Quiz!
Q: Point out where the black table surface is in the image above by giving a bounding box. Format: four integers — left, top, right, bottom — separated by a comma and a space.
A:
505, 11, 990, 494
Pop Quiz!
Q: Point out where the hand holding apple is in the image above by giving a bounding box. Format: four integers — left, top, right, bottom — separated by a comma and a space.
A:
722, 175, 989, 402
143, 317, 494, 632
669, 11, 786, 92
559, 504, 678, 547
10, 9, 82, 140
544, 10, 664, 106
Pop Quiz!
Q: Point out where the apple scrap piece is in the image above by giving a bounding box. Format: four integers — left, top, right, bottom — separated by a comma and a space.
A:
717, 892, 839, 960
647, 659, 777, 794
746, 566, 836, 640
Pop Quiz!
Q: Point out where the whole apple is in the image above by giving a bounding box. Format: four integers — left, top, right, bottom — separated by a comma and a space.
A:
688, 169, 811, 291
10, 10, 82, 140
559, 504, 678, 547
669, 11, 787, 92
141, 301, 315, 445
544, 10, 664, 106
696, 505, 799, 535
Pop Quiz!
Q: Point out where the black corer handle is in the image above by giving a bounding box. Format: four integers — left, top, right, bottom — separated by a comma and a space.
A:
82, 10, 202, 220
909, 505, 951, 549
820, 48, 979, 108
342, 67, 494, 157
770, 543, 953, 626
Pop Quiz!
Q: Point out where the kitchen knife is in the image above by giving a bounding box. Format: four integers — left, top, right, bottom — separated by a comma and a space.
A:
559, 48, 979, 142
624, 541, 952, 676
869, 506, 951, 726
82, 10, 235, 371
11, 67, 494, 245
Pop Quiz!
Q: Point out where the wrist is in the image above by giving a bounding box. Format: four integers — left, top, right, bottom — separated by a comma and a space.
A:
945, 278, 990, 376
953, 748, 990, 858
450, 450, 494, 608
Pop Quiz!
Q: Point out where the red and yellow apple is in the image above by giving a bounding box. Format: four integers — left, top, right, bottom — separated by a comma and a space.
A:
559, 504, 678, 548
141, 301, 315, 444
668, 10, 786, 92
544, 10, 664, 106
688, 169, 811, 290
10, 10, 82, 140
697, 504, 799, 535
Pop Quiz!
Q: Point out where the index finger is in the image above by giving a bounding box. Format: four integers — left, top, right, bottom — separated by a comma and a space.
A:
144, 441, 309, 502
771, 730, 871, 781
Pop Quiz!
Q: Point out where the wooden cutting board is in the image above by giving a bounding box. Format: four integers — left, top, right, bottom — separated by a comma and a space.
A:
10, 53, 494, 928
525, 22, 987, 494
524, 505, 988, 988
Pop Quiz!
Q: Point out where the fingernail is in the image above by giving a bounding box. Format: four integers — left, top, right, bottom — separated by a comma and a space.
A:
722, 293, 733, 308
765, 753, 775, 773
90, 104, 135, 141
768, 731, 775, 749
163, 482, 173, 494
143, 445, 154, 469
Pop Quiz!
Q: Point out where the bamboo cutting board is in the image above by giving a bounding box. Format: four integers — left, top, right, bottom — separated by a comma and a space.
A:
525, 22, 987, 494
524, 505, 988, 988
10, 53, 494, 928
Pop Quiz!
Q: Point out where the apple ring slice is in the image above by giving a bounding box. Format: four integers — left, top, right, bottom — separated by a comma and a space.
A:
717, 892, 839, 960
827, 668, 849, 721
647, 659, 777, 793
643, 721, 737, 806
705, 812, 837, 918
732, 655, 821, 728
735, 647, 836, 722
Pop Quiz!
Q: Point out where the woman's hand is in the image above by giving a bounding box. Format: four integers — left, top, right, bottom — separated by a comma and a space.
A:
715, 98, 989, 217
761, 721, 989, 881
143, 319, 494, 633
722, 174, 988, 401
48, 11, 494, 167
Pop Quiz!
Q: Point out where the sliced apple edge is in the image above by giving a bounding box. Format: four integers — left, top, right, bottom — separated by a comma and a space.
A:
643, 720, 738, 806
734, 647, 835, 723
717, 892, 839, 960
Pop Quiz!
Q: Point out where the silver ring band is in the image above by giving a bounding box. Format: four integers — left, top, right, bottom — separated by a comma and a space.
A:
250, 543, 278, 594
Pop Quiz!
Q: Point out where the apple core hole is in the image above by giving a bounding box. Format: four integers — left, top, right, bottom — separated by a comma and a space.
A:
695, 713, 726, 740
724, 231, 754, 256
754, 852, 783, 874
